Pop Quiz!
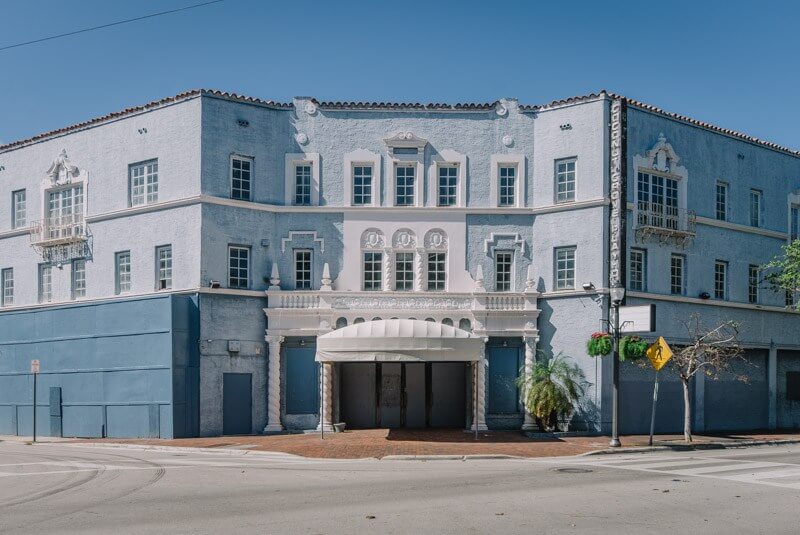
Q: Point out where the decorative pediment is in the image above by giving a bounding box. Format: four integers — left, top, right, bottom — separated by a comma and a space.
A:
281, 231, 325, 253
645, 133, 681, 173
46, 149, 80, 185
384, 131, 428, 151
392, 228, 417, 249
361, 228, 385, 249
484, 232, 527, 256
424, 229, 448, 250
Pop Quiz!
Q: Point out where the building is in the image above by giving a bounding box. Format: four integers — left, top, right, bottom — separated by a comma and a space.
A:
0, 89, 798, 438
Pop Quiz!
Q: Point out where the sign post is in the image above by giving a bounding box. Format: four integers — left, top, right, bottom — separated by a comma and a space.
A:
645, 338, 673, 446
30, 359, 40, 442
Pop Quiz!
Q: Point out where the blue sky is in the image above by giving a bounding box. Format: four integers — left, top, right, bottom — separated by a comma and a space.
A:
1, 0, 798, 149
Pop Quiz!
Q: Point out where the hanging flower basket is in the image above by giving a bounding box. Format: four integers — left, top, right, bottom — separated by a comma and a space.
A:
619, 335, 649, 362
586, 332, 612, 357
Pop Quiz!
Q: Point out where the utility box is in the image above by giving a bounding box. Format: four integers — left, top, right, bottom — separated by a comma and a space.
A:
228, 340, 241, 353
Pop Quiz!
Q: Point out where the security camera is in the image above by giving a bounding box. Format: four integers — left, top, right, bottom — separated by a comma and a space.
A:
582, 282, 596, 291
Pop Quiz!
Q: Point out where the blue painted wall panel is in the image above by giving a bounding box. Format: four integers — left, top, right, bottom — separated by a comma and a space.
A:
487, 344, 522, 415
284, 344, 318, 415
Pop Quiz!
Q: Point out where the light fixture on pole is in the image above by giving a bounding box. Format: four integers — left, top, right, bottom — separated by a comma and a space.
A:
609, 285, 625, 447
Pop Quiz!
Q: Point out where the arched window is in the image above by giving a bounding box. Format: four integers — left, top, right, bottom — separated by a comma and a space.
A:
353, 317, 365, 324
335, 317, 348, 329
372, 317, 382, 321
458, 318, 472, 331
425, 317, 435, 322
441, 318, 453, 327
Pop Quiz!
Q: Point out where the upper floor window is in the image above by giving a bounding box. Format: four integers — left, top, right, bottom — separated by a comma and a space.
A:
554, 247, 576, 290
352, 165, 373, 206
115, 251, 131, 294
714, 260, 728, 300
129, 160, 158, 206
438, 166, 458, 207
394, 252, 414, 291
498, 166, 517, 207
294, 164, 312, 206
38, 264, 52, 303
748, 264, 759, 304
395, 165, 415, 206
791, 204, 799, 241
12, 189, 26, 229
637, 172, 679, 230
48, 185, 84, 227
156, 245, 172, 290
294, 249, 312, 290
363, 251, 383, 291
72, 259, 86, 299
715, 182, 728, 221
555, 158, 576, 203
670, 254, 685, 295
231, 156, 252, 201
228, 245, 250, 289
427, 252, 446, 291
495, 251, 513, 292
629, 248, 647, 292
749, 189, 762, 227
1, 268, 13, 306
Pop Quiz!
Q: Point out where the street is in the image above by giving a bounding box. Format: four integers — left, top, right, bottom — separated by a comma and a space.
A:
1, 441, 799, 533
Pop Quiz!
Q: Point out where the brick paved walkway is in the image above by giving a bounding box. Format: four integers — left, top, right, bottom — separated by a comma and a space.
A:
73, 429, 800, 459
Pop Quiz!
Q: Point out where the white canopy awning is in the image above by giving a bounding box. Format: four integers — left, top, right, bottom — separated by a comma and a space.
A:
316, 319, 483, 362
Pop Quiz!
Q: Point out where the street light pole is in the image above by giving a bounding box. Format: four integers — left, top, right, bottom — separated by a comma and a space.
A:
609, 286, 625, 448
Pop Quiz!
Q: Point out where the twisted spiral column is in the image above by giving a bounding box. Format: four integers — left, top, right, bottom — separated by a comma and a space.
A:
317, 362, 334, 431
521, 336, 538, 430
471, 344, 488, 431
264, 335, 284, 433
383, 247, 393, 291
414, 247, 425, 291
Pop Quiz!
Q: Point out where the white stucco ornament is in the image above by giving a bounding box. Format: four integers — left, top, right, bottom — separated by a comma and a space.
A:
47, 149, 79, 184
295, 133, 309, 145
502, 135, 514, 147
269, 263, 281, 290
320, 262, 332, 291
424, 229, 448, 250
392, 228, 417, 248
304, 102, 317, 115
473, 265, 486, 293
361, 228, 386, 249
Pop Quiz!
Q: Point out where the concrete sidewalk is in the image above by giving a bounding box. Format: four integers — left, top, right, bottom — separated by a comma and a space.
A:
27, 429, 800, 459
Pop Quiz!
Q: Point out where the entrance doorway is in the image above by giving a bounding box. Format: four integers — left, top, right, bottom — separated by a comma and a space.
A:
222, 372, 252, 435
340, 362, 466, 429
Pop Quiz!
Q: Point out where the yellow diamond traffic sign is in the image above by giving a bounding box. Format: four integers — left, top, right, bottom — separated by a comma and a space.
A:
646, 336, 673, 371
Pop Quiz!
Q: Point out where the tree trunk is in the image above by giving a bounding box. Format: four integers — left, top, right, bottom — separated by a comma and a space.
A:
682, 378, 692, 443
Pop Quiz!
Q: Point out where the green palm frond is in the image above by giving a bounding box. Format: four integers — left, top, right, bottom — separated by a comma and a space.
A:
516, 351, 589, 422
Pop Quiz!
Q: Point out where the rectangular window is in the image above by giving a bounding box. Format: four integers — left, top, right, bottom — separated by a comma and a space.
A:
38, 265, 52, 303
394, 252, 414, 291
363, 251, 383, 291
791, 205, 799, 241
498, 166, 516, 207
47, 185, 84, 240
115, 251, 131, 294
294, 249, 312, 290
555, 247, 576, 290
555, 158, 576, 203
294, 164, 312, 206
495, 251, 513, 292
637, 172, 679, 229
1, 268, 12, 306
715, 182, 728, 221
228, 246, 250, 289
629, 249, 647, 292
12, 189, 26, 229
130, 160, 158, 206
352, 165, 373, 206
427, 252, 446, 291
231, 156, 252, 200
438, 166, 458, 206
748, 264, 759, 304
670, 254, 685, 295
72, 259, 86, 299
395, 165, 415, 206
714, 260, 728, 300
156, 245, 172, 290
749, 189, 762, 227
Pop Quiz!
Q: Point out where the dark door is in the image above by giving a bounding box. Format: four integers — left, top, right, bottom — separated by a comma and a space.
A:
340, 363, 377, 428
430, 363, 466, 428
404, 363, 426, 428
380, 363, 402, 427
223, 373, 252, 435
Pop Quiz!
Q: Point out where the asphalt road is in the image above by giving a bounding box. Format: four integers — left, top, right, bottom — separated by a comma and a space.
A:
1, 441, 800, 534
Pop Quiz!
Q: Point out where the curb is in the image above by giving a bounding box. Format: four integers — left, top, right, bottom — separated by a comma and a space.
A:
381, 454, 524, 461
581, 438, 800, 456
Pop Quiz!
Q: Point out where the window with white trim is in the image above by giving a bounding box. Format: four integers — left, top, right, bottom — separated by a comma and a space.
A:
38, 264, 52, 303
228, 246, 250, 289
156, 245, 172, 290
294, 164, 312, 206
554, 247, 576, 290
495, 251, 513, 292
714, 260, 728, 300
790, 204, 799, 241
637, 171, 679, 229
352, 165, 373, 206
47, 185, 84, 239
748, 264, 759, 304
231, 156, 252, 201
670, 254, 685, 295
294, 249, 312, 290
12, 189, 26, 229
1, 268, 12, 306
395, 165, 415, 206
715, 182, 728, 221
749, 189, 762, 227
72, 259, 86, 299
437, 166, 457, 207
427, 252, 446, 291
555, 158, 576, 203
115, 251, 131, 294
498, 166, 516, 207
629, 248, 646, 292
363, 251, 383, 291
394, 252, 414, 291
129, 160, 158, 206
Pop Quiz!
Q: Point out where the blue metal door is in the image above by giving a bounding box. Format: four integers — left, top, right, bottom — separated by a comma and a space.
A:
223, 373, 252, 435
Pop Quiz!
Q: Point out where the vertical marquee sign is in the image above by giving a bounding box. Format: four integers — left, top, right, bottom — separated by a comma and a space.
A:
609, 98, 627, 290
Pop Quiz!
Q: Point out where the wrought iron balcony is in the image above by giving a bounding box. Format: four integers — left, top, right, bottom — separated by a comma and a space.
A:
635, 202, 696, 247
29, 215, 88, 247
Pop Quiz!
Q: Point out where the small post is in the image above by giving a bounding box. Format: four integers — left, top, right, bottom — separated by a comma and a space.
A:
474, 361, 478, 440
30, 359, 40, 442
320, 362, 324, 440
648, 370, 660, 446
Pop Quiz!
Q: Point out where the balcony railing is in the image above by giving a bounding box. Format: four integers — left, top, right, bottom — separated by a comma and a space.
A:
30, 214, 88, 247
635, 202, 696, 247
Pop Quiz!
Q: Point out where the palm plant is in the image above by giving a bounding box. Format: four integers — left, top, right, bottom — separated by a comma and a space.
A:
517, 352, 589, 432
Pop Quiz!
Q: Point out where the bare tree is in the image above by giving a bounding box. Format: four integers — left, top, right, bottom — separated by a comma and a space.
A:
667, 314, 745, 442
